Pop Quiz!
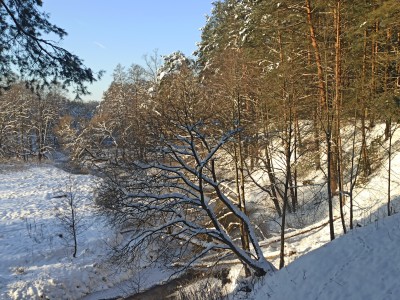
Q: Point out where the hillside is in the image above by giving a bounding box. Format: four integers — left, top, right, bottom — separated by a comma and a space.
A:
245, 125, 400, 300
252, 212, 400, 300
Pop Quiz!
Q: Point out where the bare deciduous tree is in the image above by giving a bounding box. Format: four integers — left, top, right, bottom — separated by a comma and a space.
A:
53, 177, 87, 258
97, 121, 275, 277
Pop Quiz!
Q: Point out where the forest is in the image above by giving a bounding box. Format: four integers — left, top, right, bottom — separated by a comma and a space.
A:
1, 0, 400, 298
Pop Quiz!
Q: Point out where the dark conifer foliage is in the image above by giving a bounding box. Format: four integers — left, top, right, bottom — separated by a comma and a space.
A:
0, 0, 100, 94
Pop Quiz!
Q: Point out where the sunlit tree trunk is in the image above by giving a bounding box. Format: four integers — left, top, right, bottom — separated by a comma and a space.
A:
334, 0, 346, 234
305, 0, 335, 240
361, 28, 372, 177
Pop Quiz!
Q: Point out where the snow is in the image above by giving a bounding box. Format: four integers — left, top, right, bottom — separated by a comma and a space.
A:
0, 164, 173, 299
2, 124, 400, 299
252, 214, 400, 300
247, 125, 400, 300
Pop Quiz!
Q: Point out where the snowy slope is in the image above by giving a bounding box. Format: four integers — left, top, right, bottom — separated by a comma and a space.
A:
249, 126, 400, 300
253, 213, 400, 300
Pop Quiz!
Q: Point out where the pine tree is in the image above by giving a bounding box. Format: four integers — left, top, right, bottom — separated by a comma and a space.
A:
0, 0, 100, 94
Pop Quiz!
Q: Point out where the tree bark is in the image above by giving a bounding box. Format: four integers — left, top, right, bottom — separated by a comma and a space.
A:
387, 119, 392, 216
334, 0, 346, 234
305, 0, 335, 240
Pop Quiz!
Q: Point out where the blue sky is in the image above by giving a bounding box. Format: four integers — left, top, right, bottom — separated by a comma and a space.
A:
41, 1, 214, 101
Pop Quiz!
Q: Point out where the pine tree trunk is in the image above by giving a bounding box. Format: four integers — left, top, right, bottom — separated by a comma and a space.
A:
265, 142, 283, 216
387, 119, 392, 216
261, 101, 282, 216
334, 0, 346, 234
305, 0, 335, 240
233, 91, 251, 277
384, 28, 392, 141
326, 129, 335, 241
349, 118, 358, 230
305, 0, 327, 110
361, 28, 372, 177
279, 106, 293, 269
313, 107, 321, 170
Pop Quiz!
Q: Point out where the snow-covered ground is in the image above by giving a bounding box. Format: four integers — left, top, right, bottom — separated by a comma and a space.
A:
0, 163, 173, 300
1, 124, 400, 299
252, 212, 400, 300
246, 125, 400, 300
